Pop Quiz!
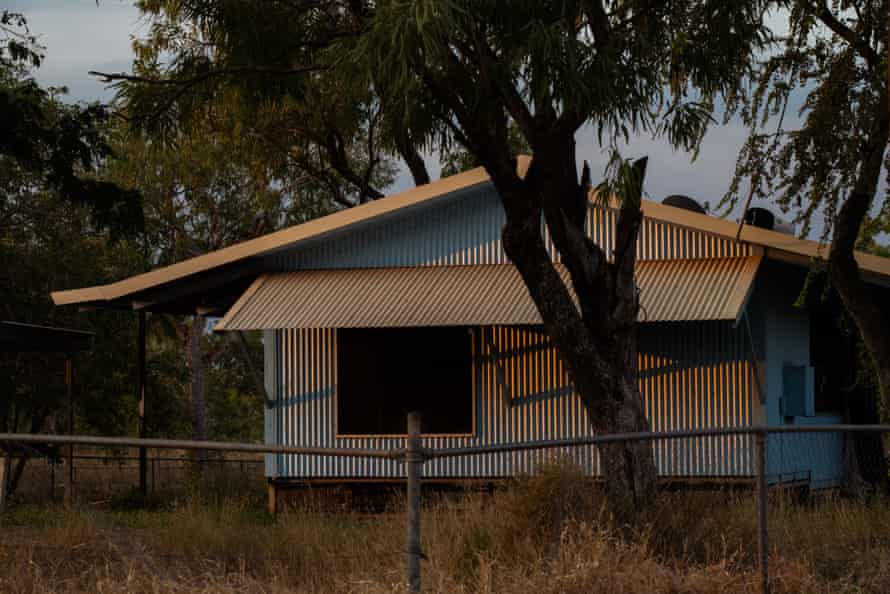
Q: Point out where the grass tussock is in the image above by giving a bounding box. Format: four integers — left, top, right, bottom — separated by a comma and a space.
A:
2, 461, 890, 593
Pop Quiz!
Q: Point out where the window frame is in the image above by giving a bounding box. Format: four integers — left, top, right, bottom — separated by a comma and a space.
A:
333, 326, 477, 439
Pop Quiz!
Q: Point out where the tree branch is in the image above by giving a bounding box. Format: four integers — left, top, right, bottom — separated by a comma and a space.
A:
469, 28, 537, 143
89, 65, 329, 87
803, 1, 880, 66
395, 131, 430, 186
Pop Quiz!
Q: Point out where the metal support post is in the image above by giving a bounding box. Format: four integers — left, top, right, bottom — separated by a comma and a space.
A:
406, 412, 423, 594
137, 311, 147, 498
755, 429, 769, 594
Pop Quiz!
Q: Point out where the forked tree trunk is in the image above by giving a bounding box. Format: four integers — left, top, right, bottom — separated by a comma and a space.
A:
496, 154, 657, 509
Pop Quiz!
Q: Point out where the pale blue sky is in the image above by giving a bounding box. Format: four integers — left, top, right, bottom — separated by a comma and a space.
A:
18, 1, 821, 230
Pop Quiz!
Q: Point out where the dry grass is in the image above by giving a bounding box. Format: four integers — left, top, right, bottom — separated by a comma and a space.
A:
3, 462, 890, 593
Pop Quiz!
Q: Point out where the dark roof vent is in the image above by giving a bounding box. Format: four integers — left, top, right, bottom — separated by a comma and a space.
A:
662, 194, 706, 214
743, 207, 776, 230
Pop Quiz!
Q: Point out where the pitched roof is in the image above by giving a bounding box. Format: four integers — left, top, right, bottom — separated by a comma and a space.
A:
51, 155, 890, 309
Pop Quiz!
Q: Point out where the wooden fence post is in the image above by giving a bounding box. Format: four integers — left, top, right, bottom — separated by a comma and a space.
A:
406, 412, 423, 594
267, 482, 278, 516
756, 429, 769, 594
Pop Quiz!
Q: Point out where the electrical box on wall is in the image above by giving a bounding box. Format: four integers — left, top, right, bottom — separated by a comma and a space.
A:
781, 365, 815, 417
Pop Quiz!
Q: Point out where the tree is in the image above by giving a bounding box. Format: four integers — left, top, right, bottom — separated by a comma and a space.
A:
1, 10, 142, 237
0, 163, 147, 497
1, 10, 147, 496
101, 118, 292, 448
724, 0, 889, 481
348, 1, 770, 507
97, 1, 406, 206
111, 1, 769, 508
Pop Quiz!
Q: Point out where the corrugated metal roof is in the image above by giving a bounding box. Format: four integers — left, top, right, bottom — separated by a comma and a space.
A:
635, 257, 762, 322
215, 256, 761, 331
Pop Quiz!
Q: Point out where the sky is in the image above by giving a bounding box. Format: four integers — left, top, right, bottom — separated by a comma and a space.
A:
17, 1, 814, 229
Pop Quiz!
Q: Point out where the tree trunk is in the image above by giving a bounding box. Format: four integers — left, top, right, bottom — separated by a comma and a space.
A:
395, 132, 431, 187
827, 98, 889, 490
847, 383, 888, 490
496, 154, 657, 509
826, 113, 889, 378
186, 316, 209, 464
5, 405, 51, 498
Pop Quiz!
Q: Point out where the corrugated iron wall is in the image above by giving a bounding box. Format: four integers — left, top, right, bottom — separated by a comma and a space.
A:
586, 207, 751, 260
640, 322, 754, 477
270, 186, 750, 271
269, 321, 754, 479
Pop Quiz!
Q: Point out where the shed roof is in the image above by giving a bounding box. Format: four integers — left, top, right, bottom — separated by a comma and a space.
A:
215, 256, 761, 330
51, 155, 890, 312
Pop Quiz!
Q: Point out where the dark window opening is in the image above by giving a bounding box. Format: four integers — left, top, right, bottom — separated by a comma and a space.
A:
810, 308, 853, 415
337, 327, 474, 435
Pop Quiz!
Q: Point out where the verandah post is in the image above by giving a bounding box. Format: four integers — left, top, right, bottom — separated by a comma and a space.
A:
65, 356, 74, 507
406, 411, 423, 594
137, 311, 147, 498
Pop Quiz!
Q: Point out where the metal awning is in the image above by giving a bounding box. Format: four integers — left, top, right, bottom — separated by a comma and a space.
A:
214, 256, 762, 331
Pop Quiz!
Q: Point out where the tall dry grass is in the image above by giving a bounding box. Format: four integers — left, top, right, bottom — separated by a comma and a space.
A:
2, 461, 890, 593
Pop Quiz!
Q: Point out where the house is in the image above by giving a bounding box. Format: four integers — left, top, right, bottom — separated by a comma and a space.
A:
52, 157, 890, 493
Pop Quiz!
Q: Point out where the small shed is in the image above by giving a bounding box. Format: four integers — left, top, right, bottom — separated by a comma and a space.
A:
52, 158, 890, 491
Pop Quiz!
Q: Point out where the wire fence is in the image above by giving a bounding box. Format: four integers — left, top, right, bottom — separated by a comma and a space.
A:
7, 452, 265, 503
1, 419, 889, 594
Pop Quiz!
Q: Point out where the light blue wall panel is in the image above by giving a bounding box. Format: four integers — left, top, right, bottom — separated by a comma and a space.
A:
747, 261, 845, 488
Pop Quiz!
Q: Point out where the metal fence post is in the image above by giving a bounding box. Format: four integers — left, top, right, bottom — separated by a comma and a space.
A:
755, 428, 769, 594
406, 411, 423, 594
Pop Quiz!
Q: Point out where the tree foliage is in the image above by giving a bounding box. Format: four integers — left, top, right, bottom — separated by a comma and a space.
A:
725, 1, 890, 400
0, 11, 272, 499
0, 10, 143, 238
100, 0, 402, 208
0, 160, 147, 495
723, 0, 889, 239
102, 114, 311, 444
